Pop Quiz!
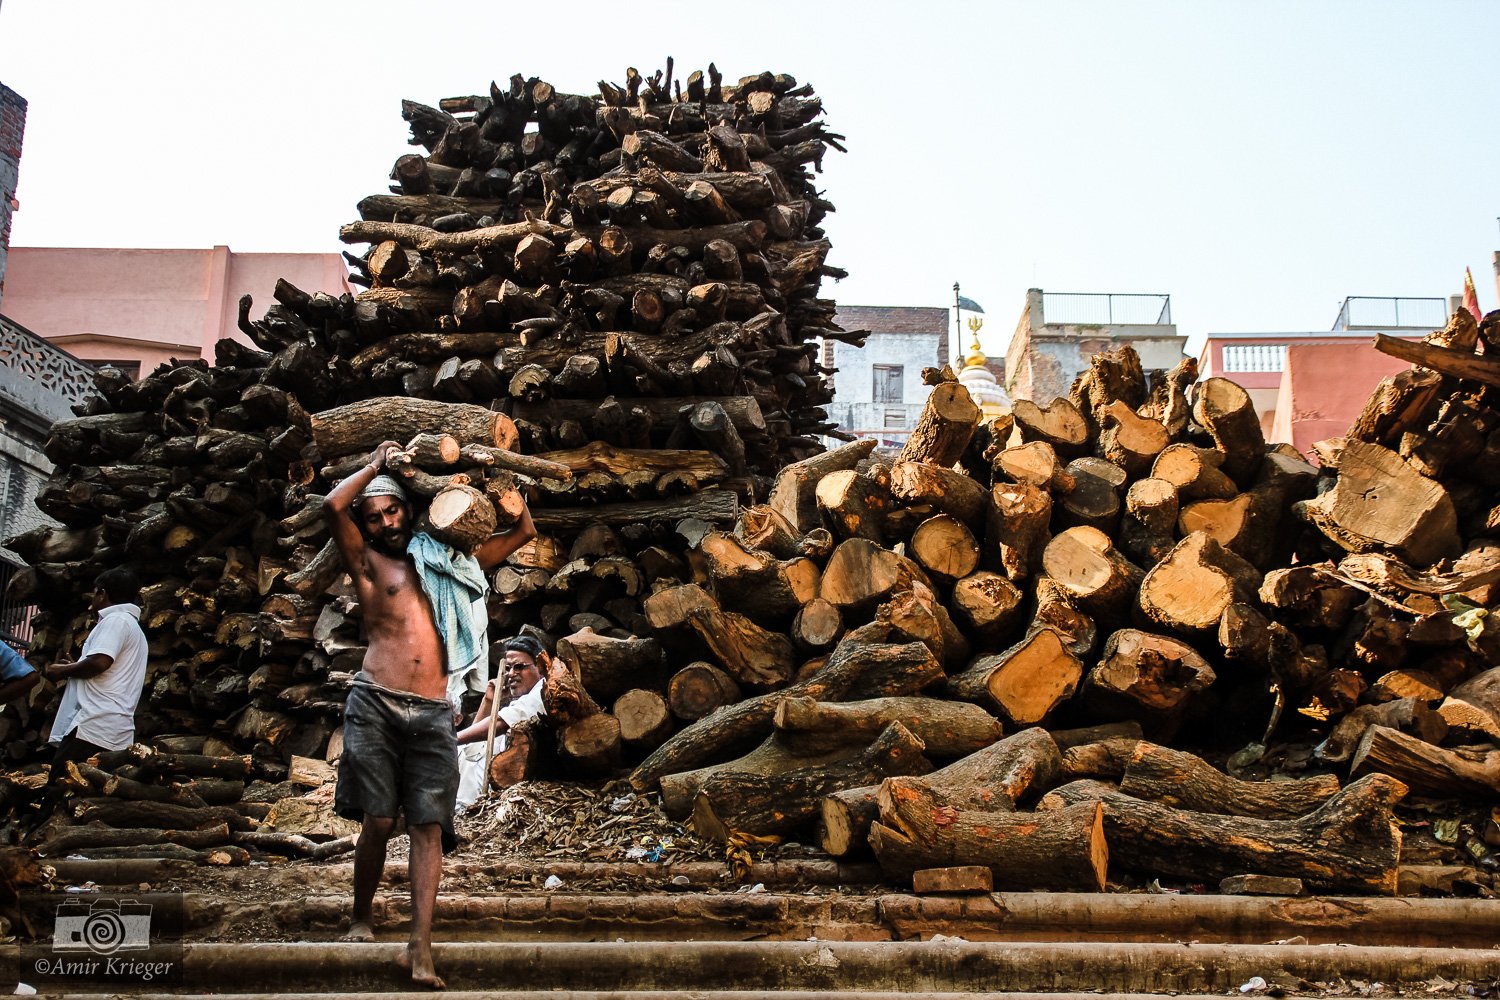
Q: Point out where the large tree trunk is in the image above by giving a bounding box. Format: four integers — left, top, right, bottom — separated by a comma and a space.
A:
1038, 773, 1407, 894
311, 397, 519, 454
1118, 742, 1341, 818
690, 721, 932, 841
871, 780, 1107, 891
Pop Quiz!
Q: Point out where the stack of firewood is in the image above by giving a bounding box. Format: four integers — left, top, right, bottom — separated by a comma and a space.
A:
0, 62, 851, 829
622, 318, 1500, 894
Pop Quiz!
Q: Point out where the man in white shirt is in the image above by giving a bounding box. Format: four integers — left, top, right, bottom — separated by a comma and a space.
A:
455, 636, 549, 807
26, 567, 148, 835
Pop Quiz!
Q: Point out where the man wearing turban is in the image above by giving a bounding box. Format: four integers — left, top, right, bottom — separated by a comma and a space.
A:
323, 440, 535, 989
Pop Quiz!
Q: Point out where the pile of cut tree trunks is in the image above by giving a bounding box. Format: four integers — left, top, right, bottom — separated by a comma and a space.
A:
3, 63, 1498, 892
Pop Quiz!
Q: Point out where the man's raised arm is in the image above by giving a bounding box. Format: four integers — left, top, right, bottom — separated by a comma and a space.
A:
473, 499, 537, 572
324, 440, 402, 569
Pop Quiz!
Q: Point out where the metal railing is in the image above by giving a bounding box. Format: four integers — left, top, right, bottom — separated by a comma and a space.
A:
1042, 292, 1172, 327
0, 313, 97, 413
1044, 290, 1170, 326
1332, 296, 1447, 331
0, 559, 36, 650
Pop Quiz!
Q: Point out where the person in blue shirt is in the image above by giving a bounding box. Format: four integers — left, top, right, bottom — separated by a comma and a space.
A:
0, 641, 39, 708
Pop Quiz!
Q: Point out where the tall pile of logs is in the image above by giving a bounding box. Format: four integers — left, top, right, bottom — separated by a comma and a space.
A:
625, 312, 1500, 894
1, 62, 851, 821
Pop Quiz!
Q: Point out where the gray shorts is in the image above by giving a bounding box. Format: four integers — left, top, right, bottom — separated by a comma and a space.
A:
335, 675, 459, 853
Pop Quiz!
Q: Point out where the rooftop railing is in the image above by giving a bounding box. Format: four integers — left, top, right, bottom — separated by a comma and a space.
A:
0, 313, 96, 422
1041, 292, 1172, 327
1332, 296, 1447, 331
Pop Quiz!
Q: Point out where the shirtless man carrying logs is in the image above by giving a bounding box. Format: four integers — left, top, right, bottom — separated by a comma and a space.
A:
325, 440, 535, 989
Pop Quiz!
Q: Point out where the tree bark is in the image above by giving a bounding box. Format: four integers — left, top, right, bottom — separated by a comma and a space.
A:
1038, 773, 1407, 894
947, 629, 1083, 727
1119, 742, 1341, 818
872, 781, 1106, 890
773, 695, 1002, 759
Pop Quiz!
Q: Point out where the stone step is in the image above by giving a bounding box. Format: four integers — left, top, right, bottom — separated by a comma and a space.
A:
23, 939, 1497, 995
42, 888, 1496, 949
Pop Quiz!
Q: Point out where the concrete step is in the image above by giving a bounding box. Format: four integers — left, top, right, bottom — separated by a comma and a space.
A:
21, 939, 1499, 995
150, 889, 1500, 948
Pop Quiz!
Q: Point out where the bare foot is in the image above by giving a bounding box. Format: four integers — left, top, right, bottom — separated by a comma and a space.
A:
342, 921, 375, 943
397, 941, 446, 990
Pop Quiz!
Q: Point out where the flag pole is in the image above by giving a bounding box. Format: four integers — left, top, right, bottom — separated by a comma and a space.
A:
952, 282, 962, 369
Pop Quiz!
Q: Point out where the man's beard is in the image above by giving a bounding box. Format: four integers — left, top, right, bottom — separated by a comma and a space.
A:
368, 529, 409, 557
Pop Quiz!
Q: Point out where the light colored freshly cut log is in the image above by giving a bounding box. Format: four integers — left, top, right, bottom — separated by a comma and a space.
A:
1079, 629, 1215, 736
1038, 773, 1407, 894
1151, 444, 1237, 501
872, 779, 1106, 890
1011, 397, 1090, 457
1437, 667, 1500, 742
1119, 742, 1340, 818
897, 381, 981, 467
666, 661, 741, 722
1120, 477, 1178, 569
557, 713, 622, 774
995, 441, 1076, 494
691, 722, 932, 841
889, 461, 991, 521
1042, 527, 1144, 628
818, 784, 883, 857
1138, 531, 1261, 637
946, 628, 1083, 727
1059, 457, 1126, 533
612, 689, 674, 751
773, 695, 1002, 758
1370, 669, 1445, 704
819, 538, 924, 614
909, 514, 979, 582
984, 481, 1051, 582
643, 583, 717, 630
1191, 377, 1265, 486
791, 598, 843, 652
419, 485, 496, 552
815, 468, 889, 542
1350, 725, 1500, 798
1295, 440, 1460, 567
949, 570, 1024, 645
1098, 400, 1169, 477
311, 396, 518, 453
767, 439, 877, 533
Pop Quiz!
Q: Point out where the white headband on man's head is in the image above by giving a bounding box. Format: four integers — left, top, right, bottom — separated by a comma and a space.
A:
359, 474, 408, 502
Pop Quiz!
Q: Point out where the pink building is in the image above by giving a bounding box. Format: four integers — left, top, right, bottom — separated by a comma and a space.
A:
2, 246, 350, 378
1199, 296, 1441, 458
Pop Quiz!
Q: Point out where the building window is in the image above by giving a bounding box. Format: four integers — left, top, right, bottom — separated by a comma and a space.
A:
883, 408, 906, 429
873, 364, 904, 403
1221, 345, 1286, 373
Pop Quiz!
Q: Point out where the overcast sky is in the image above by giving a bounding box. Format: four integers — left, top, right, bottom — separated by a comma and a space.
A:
2, 0, 1496, 357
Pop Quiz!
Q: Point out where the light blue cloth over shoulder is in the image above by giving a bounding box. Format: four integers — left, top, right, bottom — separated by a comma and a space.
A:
407, 531, 489, 677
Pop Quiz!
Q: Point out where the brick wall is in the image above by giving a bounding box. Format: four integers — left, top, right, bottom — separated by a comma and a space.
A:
0, 83, 27, 305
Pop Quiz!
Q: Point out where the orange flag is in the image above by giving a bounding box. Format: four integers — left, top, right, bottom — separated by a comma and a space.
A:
1463, 268, 1482, 323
